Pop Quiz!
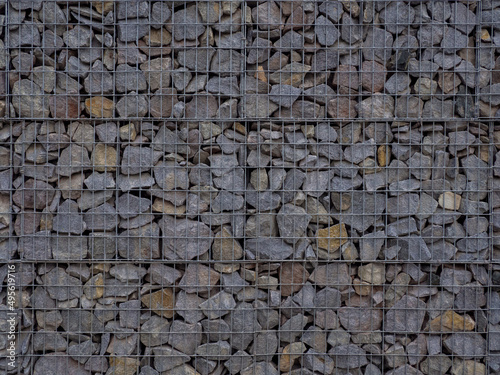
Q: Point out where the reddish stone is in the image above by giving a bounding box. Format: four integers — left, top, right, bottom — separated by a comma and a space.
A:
279, 263, 310, 296
361, 61, 387, 93
333, 65, 359, 90
327, 97, 357, 122
49, 95, 81, 118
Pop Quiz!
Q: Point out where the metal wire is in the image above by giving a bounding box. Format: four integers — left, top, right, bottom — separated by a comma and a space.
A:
0, 0, 498, 374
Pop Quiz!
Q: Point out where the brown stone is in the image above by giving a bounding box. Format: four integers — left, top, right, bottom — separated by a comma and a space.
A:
317, 223, 348, 252
438, 192, 461, 210
108, 356, 140, 375
83, 273, 104, 300
279, 263, 310, 296
179, 263, 220, 293
280, 342, 307, 372
12, 179, 55, 210
141, 289, 175, 318
333, 65, 359, 90
377, 145, 390, 167
50, 96, 81, 118
85, 96, 115, 117
255, 66, 267, 82
152, 198, 186, 216
92, 143, 118, 172
93, 1, 114, 15
361, 61, 386, 92
429, 310, 475, 332
212, 226, 243, 261
145, 29, 172, 46
451, 361, 486, 375
149, 88, 178, 118
14, 211, 42, 235
327, 97, 357, 122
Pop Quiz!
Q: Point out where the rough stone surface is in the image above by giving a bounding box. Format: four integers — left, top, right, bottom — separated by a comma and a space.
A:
4, 4, 497, 374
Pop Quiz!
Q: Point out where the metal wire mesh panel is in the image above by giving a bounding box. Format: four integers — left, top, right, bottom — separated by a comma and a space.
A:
0, 0, 498, 374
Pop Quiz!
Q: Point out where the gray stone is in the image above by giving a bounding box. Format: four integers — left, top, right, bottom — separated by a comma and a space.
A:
117, 0, 149, 20
153, 347, 190, 372
385, 74, 411, 95
117, 222, 160, 259
246, 190, 281, 211
63, 25, 92, 48
319, 1, 344, 22
84, 60, 113, 94
269, 84, 302, 108
252, 331, 278, 361
168, 321, 203, 355
214, 168, 246, 193
201, 319, 231, 342
173, 5, 205, 41
360, 231, 386, 260
95, 123, 118, 143
12, 79, 49, 118
178, 48, 216, 72
241, 94, 278, 118
344, 140, 377, 164
175, 291, 206, 324
84, 172, 115, 190
363, 27, 393, 63
357, 94, 395, 119
117, 193, 151, 219
83, 203, 117, 231
329, 344, 368, 368
42, 267, 82, 301
151, 2, 172, 27
12, 179, 55, 210
315, 15, 340, 46
443, 333, 486, 359
274, 31, 304, 51
480, 83, 500, 106
196, 341, 232, 360
386, 295, 426, 334
248, 37, 273, 64
380, 2, 415, 34
441, 28, 468, 53
200, 291, 236, 319
19, 231, 51, 260
160, 216, 213, 260
52, 200, 86, 234
115, 64, 148, 93
171, 68, 192, 91
314, 287, 341, 310
246, 238, 294, 260
276, 204, 311, 244
207, 76, 240, 97
450, 2, 475, 35
116, 93, 149, 117
311, 48, 339, 72
333, 192, 386, 232
224, 351, 253, 375
456, 232, 490, 252
9, 22, 41, 48
118, 18, 150, 42
33, 352, 91, 375
341, 13, 362, 43
241, 362, 278, 375
454, 282, 486, 311
212, 191, 245, 213
303, 349, 334, 374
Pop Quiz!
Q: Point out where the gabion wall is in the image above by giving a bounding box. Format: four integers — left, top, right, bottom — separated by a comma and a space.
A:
1, 0, 500, 374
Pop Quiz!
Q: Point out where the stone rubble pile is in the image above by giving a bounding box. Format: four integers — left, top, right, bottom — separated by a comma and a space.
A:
0, 1, 499, 375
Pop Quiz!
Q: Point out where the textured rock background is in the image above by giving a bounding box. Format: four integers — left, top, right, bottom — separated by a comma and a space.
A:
0, 0, 500, 374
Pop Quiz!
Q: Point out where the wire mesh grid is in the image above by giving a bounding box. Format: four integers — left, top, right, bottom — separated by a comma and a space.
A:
0, 0, 499, 374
